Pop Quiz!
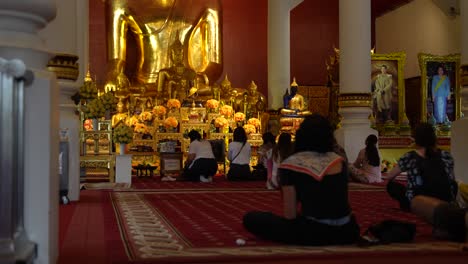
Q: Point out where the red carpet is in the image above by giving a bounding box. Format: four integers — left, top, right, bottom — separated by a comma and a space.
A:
58, 182, 467, 264
110, 188, 464, 263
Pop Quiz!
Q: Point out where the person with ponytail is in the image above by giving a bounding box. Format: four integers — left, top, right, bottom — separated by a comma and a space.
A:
385, 123, 465, 242
349, 134, 382, 183
386, 123, 458, 210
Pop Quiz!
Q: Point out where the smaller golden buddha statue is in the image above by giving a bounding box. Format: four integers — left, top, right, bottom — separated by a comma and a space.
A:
112, 100, 129, 128
280, 78, 311, 116
219, 74, 245, 107
235, 80, 266, 118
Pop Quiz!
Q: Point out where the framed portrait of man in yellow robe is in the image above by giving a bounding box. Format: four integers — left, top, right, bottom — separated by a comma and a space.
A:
371, 52, 406, 127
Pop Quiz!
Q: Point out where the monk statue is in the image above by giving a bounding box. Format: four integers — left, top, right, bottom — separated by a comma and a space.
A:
105, 0, 222, 97
235, 81, 266, 118
112, 100, 128, 128
281, 78, 311, 116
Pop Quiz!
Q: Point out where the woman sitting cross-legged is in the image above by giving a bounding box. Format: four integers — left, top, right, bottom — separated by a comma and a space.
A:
243, 114, 360, 245
181, 130, 217, 182
349, 134, 383, 183
227, 127, 253, 181
386, 123, 466, 241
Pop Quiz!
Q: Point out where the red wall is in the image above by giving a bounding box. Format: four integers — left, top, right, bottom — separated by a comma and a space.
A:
291, 0, 339, 87
88, 0, 340, 100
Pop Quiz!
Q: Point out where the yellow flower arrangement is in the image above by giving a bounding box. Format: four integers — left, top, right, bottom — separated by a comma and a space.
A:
167, 99, 181, 109
243, 124, 256, 135
381, 159, 397, 173
219, 105, 233, 117
164, 116, 179, 128
234, 112, 245, 122
83, 98, 106, 119
247, 118, 261, 128
140, 111, 153, 122
152, 105, 167, 116
206, 99, 219, 109
113, 124, 134, 144
126, 115, 140, 127
134, 123, 150, 134
214, 116, 229, 128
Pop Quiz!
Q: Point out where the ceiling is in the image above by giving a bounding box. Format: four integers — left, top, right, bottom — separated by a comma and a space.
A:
372, 0, 414, 18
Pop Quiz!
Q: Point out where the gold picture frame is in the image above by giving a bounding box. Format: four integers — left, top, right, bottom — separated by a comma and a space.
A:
371, 52, 406, 126
418, 53, 461, 123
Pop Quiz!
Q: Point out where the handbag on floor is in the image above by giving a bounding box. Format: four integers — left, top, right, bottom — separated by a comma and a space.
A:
359, 219, 416, 246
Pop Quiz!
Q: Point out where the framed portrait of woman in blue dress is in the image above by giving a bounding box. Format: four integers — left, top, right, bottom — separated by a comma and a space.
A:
418, 53, 461, 124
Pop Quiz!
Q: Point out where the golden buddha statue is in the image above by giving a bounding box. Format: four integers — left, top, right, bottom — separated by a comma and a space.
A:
281, 78, 311, 116
235, 81, 266, 118
219, 74, 244, 107
105, 0, 222, 97
112, 100, 129, 128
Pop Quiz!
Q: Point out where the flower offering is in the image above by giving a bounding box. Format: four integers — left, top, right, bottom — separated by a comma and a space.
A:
167, 99, 181, 109
113, 124, 134, 144
247, 118, 261, 128
134, 123, 150, 134
152, 105, 167, 116
219, 105, 233, 117
243, 124, 256, 135
214, 116, 229, 128
206, 99, 219, 109
140, 111, 153, 122
234, 112, 246, 122
164, 116, 179, 128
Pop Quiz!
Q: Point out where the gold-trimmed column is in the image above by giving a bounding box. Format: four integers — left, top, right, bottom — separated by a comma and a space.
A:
451, 0, 468, 183
335, 0, 377, 163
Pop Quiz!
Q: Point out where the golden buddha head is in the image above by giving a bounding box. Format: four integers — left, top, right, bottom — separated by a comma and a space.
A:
248, 81, 257, 94
170, 37, 184, 65
220, 74, 231, 92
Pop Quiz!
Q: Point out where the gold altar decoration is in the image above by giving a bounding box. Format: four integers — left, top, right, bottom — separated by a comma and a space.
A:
418, 53, 461, 122
460, 64, 468, 86
105, 0, 222, 96
337, 93, 372, 108
47, 53, 79, 81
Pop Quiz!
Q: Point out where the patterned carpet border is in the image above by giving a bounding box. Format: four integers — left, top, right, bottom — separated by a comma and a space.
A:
118, 182, 384, 193
110, 191, 464, 262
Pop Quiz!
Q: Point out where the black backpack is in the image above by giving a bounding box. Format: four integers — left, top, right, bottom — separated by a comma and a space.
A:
414, 151, 452, 202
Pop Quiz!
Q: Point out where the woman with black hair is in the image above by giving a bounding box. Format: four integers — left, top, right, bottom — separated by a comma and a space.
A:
386, 123, 465, 241
227, 127, 252, 181
387, 123, 458, 210
349, 134, 382, 183
182, 130, 217, 182
243, 114, 360, 245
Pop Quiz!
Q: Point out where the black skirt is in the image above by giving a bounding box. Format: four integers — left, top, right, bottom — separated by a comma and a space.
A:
227, 163, 252, 181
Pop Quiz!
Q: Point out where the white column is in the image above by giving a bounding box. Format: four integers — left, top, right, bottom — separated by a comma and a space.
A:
58, 81, 81, 201
268, 0, 303, 109
40, 0, 89, 201
451, 1, 468, 184
0, 1, 58, 264
116, 155, 132, 184
335, 0, 377, 163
